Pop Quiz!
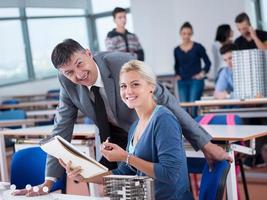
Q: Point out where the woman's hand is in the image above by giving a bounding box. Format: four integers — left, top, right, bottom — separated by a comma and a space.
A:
58, 159, 84, 182
175, 75, 181, 81
193, 71, 205, 80
101, 142, 128, 162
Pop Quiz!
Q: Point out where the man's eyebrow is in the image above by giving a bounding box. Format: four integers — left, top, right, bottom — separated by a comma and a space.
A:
74, 58, 79, 65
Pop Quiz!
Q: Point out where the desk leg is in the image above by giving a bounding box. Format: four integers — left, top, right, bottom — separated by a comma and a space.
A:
88, 139, 99, 197
226, 148, 238, 200
0, 134, 8, 182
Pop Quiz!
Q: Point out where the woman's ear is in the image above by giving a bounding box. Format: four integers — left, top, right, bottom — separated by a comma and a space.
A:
150, 85, 156, 94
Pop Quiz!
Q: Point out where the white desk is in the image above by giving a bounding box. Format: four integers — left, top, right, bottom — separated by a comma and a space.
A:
0, 124, 98, 182
180, 98, 267, 117
0, 100, 59, 110
187, 125, 267, 200
1, 190, 109, 200
26, 109, 56, 118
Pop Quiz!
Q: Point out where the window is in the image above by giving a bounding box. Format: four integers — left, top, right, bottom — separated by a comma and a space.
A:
26, 8, 85, 17
96, 13, 134, 51
91, 0, 130, 14
0, 1, 132, 86
260, 0, 267, 30
28, 17, 89, 79
0, 20, 28, 85
0, 8, 19, 17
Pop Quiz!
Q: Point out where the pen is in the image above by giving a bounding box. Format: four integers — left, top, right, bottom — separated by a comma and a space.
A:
104, 137, 113, 150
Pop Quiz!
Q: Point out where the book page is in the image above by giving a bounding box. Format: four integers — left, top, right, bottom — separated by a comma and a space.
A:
40, 136, 108, 179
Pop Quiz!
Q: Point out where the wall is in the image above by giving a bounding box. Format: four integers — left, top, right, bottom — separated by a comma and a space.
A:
0, 78, 60, 97
131, 0, 253, 75
0, 0, 254, 96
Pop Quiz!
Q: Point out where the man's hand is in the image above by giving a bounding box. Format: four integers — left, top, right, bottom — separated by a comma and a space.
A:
202, 142, 233, 171
249, 26, 257, 41
12, 180, 54, 196
58, 159, 84, 183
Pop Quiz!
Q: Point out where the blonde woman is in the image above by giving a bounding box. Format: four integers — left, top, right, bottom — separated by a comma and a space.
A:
62, 60, 193, 200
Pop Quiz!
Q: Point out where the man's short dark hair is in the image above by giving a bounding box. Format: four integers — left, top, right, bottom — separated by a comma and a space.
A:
51, 39, 85, 69
220, 43, 238, 55
235, 12, 251, 25
112, 7, 126, 18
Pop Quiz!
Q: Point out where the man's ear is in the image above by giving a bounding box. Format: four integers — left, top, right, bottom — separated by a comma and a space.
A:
85, 49, 92, 58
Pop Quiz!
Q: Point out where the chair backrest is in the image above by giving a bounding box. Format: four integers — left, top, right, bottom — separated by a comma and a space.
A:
0, 109, 26, 121
2, 99, 20, 105
199, 160, 230, 200
10, 147, 66, 192
195, 114, 243, 125
46, 89, 60, 100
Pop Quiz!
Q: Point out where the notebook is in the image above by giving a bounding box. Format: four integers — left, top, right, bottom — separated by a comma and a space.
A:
40, 135, 108, 179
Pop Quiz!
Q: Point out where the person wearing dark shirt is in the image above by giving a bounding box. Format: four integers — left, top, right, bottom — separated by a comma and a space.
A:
105, 7, 144, 61
174, 22, 211, 116
234, 12, 267, 50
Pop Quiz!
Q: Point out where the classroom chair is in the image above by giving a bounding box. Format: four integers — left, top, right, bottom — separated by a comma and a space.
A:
0, 109, 27, 149
1, 99, 20, 105
46, 89, 60, 100
190, 114, 249, 200
10, 146, 66, 192
199, 160, 230, 200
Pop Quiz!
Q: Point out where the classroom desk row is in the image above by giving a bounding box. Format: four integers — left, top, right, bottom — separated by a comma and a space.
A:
180, 98, 267, 107
180, 97, 267, 117
2, 97, 267, 118
1, 124, 267, 200
0, 100, 58, 110
0, 118, 54, 128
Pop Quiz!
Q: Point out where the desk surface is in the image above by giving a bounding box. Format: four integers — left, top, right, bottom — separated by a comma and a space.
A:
26, 109, 57, 117
180, 98, 267, 107
202, 125, 267, 141
2, 124, 266, 141
0, 118, 53, 128
0, 124, 98, 138
0, 100, 58, 110
1, 190, 109, 200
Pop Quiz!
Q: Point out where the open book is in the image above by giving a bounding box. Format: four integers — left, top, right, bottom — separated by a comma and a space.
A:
40, 135, 108, 179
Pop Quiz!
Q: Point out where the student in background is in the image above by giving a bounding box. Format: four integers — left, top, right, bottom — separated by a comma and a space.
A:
211, 24, 233, 80
174, 22, 211, 116
105, 7, 144, 61
234, 12, 267, 50
214, 43, 238, 99
235, 12, 267, 168
60, 60, 193, 200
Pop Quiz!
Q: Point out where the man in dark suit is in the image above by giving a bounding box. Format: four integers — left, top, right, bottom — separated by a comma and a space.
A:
14, 39, 231, 196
